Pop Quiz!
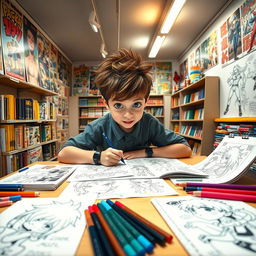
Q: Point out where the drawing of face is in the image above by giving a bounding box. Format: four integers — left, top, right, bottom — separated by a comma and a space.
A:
27, 30, 35, 52
192, 205, 226, 220
23, 218, 52, 234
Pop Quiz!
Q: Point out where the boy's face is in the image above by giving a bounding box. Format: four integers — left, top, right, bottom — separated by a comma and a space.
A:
106, 94, 147, 132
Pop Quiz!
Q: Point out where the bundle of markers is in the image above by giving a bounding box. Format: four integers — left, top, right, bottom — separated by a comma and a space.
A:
0, 184, 40, 207
85, 199, 173, 256
178, 182, 256, 202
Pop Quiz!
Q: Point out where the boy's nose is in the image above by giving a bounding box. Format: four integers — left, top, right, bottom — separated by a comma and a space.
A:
123, 109, 133, 118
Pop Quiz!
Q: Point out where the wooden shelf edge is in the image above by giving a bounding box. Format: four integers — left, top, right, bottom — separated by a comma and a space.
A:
215, 117, 256, 122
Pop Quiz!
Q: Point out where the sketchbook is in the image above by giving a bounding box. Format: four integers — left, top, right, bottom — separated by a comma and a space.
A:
60, 179, 178, 199
68, 158, 208, 182
0, 197, 96, 256
0, 164, 77, 190
151, 196, 256, 256
171, 136, 256, 184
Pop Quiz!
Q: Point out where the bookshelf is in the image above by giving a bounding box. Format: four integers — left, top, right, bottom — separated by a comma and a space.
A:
145, 95, 165, 125
0, 74, 59, 177
170, 76, 219, 156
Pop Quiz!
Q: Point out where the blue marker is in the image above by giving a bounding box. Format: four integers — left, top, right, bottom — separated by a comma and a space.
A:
19, 167, 29, 172
0, 184, 23, 188
102, 132, 125, 164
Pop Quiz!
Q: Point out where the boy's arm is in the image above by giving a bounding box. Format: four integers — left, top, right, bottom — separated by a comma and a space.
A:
123, 144, 192, 160
58, 146, 124, 166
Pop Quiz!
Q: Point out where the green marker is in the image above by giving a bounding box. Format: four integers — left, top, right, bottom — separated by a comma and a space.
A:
97, 203, 136, 256
101, 200, 145, 256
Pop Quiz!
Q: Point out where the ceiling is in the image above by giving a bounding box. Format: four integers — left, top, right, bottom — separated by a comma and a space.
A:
16, 0, 231, 63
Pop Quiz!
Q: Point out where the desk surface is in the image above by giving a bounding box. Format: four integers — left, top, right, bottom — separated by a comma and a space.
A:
1, 156, 256, 256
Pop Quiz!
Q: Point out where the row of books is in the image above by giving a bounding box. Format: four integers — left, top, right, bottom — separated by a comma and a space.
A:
0, 143, 57, 176
171, 112, 180, 120
145, 107, 163, 116
79, 119, 95, 130
57, 98, 69, 116
79, 97, 104, 106
80, 108, 109, 118
171, 96, 179, 108
182, 88, 205, 104
57, 118, 69, 130
0, 124, 55, 152
180, 125, 202, 138
147, 98, 163, 105
0, 95, 56, 121
181, 108, 204, 120
187, 139, 201, 155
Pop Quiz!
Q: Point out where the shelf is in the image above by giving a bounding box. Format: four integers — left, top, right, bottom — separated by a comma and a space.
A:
0, 119, 56, 124
0, 74, 58, 96
214, 117, 256, 122
79, 116, 99, 119
79, 105, 105, 108
145, 104, 164, 107
180, 134, 202, 141
2, 139, 58, 156
180, 119, 203, 122
180, 98, 204, 108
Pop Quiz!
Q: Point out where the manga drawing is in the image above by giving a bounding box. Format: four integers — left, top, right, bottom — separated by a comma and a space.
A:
166, 198, 256, 255
0, 200, 82, 256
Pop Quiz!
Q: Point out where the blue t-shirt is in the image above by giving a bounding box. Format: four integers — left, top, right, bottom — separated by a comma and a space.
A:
63, 112, 189, 151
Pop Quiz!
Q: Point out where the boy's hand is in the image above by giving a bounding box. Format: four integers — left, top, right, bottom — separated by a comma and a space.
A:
123, 149, 146, 159
101, 148, 124, 166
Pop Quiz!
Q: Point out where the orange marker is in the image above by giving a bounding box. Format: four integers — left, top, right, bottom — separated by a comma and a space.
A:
0, 191, 40, 197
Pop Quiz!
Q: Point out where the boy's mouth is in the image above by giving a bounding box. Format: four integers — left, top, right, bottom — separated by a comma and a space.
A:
123, 120, 134, 125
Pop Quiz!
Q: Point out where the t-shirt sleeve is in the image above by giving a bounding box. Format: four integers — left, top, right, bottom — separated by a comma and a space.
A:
149, 117, 189, 147
62, 123, 100, 150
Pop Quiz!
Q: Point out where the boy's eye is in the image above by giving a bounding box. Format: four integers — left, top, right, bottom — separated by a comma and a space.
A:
133, 102, 142, 108
114, 103, 123, 109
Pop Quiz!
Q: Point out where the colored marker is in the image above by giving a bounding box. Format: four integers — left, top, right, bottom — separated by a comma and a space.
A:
0, 187, 24, 191
88, 206, 116, 256
100, 201, 145, 256
177, 182, 256, 190
189, 191, 256, 202
0, 184, 23, 188
106, 201, 156, 245
19, 167, 29, 172
115, 201, 173, 244
97, 203, 136, 256
102, 132, 125, 164
0, 200, 13, 207
107, 199, 154, 253
0, 191, 40, 197
0, 195, 22, 202
184, 186, 256, 195
84, 209, 106, 256
92, 204, 126, 256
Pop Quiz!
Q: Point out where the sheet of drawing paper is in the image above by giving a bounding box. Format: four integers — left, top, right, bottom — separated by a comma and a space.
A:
0, 164, 77, 190
60, 179, 178, 199
67, 164, 133, 181
192, 136, 256, 183
151, 196, 256, 256
0, 197, 96, 256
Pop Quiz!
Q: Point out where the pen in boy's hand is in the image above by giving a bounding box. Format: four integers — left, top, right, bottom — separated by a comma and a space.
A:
102, 132, 126, 164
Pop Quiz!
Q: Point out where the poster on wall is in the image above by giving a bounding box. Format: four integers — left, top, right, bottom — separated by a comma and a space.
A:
58, 52, 69, 85
179, 59, 188, 83
49, 44, 58, 92
73, 64, 89, 96
23, 16, 39, 86
1, 0, 25, 80
221, 52, 256, 117
241, 0, 256, 53
37, 31, 50, 90
154, 62, 172, 94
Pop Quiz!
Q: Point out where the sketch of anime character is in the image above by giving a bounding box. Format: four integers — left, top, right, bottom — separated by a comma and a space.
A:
130, 165, 154, 177
73, 181, 119, 198
198, 143, 250, 177
36, 168, 67, 182
167, 199, 256, 255
247, 9, 256, 53
0, 200, 81, 256
129, 179, 163, 193
223, 64, 247, 116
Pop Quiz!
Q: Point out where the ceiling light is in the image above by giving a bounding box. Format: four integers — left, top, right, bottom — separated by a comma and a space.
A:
89, 11, 100, 32
148, 35, 166, 58
100, 43, 108, 58
161, 0, 186, 34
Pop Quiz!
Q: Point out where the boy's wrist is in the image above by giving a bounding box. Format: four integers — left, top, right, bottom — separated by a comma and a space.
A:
93, 151, 101, 164
145, 147, 153, 158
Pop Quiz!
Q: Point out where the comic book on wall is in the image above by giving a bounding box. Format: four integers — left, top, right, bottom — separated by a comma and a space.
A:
73, 64, 90, 96
1, 0, 25, 80
49, 44, 58, 92
37, 31, 50, 90
23, 16, 39, 86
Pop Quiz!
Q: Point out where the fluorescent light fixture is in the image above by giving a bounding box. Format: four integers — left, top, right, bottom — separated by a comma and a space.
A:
100, 43, 108, 58
148, 35, 166, 58
89, 11, 100, 32
161, 0, 186, 34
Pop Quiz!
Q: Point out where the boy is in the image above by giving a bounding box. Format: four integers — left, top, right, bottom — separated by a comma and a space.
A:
58, 49, 191, 166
